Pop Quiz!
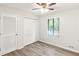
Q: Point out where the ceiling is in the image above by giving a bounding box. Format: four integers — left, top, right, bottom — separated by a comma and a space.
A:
0, 3, 79, 16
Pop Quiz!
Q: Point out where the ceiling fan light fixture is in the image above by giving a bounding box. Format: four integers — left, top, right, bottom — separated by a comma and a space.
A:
32, 3, 56, 14
40, 8, 49, 13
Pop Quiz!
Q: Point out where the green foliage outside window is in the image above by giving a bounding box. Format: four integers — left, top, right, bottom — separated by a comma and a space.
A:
48, 17, 59, 37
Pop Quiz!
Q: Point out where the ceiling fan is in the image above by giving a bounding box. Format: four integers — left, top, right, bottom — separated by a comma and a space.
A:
32, 3, 56, 11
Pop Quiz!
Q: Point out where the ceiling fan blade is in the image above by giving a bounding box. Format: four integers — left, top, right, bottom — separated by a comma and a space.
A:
49, 3, 56, 6
41, 3, 46, 5
32, 8, 40, 10
48, 8, 54, 10
36, 3, 46, 5
36, 3, 41, 6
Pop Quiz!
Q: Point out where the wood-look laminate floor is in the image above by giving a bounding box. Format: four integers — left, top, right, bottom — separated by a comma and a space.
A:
3, 41, 79, 56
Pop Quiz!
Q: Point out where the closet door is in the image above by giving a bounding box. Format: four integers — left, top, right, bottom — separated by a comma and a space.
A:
24, 18, 36, 46
1, 16, 17, 55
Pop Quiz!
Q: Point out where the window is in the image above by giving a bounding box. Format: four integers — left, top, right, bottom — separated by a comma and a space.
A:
48, 17, 59, 38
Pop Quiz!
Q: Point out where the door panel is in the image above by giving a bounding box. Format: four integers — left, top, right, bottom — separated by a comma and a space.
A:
1, 16, 17, 55
2, 35, 16, 53
24, 18, 36, 46
3, 16, 16, 35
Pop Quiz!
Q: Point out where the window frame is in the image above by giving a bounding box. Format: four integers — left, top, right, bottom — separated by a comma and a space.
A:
48, 17, 60, 37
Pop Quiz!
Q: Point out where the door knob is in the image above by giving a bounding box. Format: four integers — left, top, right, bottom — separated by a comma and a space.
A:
16, 34, 18, 36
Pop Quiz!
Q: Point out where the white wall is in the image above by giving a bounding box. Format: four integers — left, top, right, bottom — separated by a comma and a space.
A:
35, 20, 40, 41
0, 5, 38, 19
39, 8, 79, 52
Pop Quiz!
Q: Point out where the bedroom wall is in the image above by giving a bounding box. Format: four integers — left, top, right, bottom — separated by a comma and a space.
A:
0, 5, 39, 19
39, 7, 79, 52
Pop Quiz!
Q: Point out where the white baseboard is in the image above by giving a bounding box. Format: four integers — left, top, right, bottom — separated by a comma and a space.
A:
39, 40, 79, 54
1, 48, 16, 56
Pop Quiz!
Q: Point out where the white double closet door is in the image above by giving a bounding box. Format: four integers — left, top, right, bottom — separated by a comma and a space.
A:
23, 18, 36, 46
0, 16, 17, 55
0, 16, 37, 55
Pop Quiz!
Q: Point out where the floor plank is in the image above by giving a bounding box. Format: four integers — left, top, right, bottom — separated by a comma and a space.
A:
3, 41, 79, 56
